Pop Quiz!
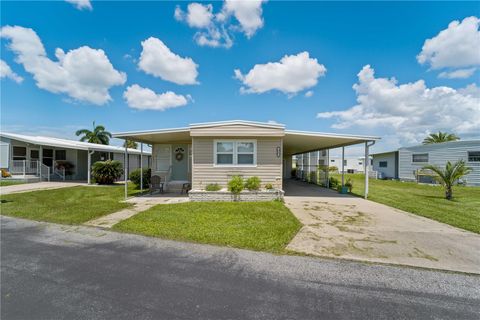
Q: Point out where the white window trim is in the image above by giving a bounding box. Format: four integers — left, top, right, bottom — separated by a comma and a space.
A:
213, 139, 257, 167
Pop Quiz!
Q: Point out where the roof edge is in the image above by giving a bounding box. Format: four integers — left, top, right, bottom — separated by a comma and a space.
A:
285, 130, 380, 141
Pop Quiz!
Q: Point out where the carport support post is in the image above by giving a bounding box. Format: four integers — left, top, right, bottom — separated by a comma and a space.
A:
140, 143, 143, 193
341, 147, 345, 186
124, 143, 128, 200
364, 141, 369, 199
326, 149, 329, 188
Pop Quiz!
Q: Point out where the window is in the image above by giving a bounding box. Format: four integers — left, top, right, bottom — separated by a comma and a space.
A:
468, 151, 480, 162
30, 150, 39, 160
215, 141, 256, 166
412, 153, 428, 163
43, 148, 53, 167
379, 161, 388, 168
13, 146, 26, 160
55, 150, 66, 161
331, 159, 335, 163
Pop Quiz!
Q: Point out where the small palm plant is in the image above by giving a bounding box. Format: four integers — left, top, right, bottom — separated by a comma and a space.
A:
423, 160, 471, 200
422, 132, 459, 144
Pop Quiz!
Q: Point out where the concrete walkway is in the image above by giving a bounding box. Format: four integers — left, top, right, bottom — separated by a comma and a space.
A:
85, 194, 189, 228
283, 179, 480, 274
0, 181, 85, 195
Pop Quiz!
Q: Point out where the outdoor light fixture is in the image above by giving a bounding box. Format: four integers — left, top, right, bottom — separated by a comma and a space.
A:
276, 146, 281, 158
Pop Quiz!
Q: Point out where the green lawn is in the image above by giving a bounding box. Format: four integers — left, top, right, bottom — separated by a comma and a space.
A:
332, 174, 480, 234
0, 180, 26, 187
113, 201, 302, 253
0, 184, 140, 224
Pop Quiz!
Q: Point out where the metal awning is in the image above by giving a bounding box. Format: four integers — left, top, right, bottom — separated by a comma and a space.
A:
283, 130, 380, 155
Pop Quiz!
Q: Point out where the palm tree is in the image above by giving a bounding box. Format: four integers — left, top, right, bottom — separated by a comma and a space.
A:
422, 132, 459, 144
75, 121, 112, 145
123, 140, 138, 149
423, 160, 471, 200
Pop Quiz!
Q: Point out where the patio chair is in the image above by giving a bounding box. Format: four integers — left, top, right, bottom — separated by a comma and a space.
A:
181, 182, 191, 194
150, 175, 164, 194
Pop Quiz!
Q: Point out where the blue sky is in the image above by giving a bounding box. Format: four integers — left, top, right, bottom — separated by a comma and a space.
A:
1, 1, 479, 155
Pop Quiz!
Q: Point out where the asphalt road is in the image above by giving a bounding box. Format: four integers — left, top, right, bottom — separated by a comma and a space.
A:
1, 216, 479, 320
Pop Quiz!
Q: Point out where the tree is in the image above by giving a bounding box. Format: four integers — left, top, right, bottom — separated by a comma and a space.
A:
75, 121, 112, 145
423, 160, 471, 200
123, 140, 138, 149
422, 132, 460, 144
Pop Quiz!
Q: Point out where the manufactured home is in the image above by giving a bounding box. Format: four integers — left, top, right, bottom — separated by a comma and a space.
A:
372, 140, 480, 186
113, 120, 379, 199
0, 132, 151, 182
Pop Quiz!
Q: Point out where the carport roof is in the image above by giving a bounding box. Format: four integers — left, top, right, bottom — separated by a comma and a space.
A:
113, 120, 380, 155
0, 132, 149, 154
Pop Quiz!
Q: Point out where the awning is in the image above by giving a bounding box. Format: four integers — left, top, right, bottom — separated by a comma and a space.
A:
283, 130, 380, 155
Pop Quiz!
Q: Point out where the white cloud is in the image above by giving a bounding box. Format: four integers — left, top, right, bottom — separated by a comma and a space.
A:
234, 52, 326, 95
138, 37, 199, 85
417, 16, 480, 78
123, 84, 191, 111
317, 65, 480, 146
174, 0, 267, 48
1, 25, 126, 105
65, 0, 92, 11
304, 90, 314, 98
175, 3, 214, 28
438, 68, 477, 79
220, 0, 266, 38
0, 59, 23, 83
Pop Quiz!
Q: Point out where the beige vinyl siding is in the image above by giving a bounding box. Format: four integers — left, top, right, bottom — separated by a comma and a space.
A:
192, 137, 282, 189
190, 124, 284, 137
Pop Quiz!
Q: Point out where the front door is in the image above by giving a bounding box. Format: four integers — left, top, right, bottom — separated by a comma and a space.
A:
171, 144, 189, 181
155, 145, 171, 172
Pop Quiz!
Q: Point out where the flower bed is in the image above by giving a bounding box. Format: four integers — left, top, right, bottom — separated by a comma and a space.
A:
189, 189, 284, 202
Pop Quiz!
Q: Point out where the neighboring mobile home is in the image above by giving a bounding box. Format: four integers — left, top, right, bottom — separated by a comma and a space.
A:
113, 120, 379, 198
372, 140, 480, 186
0, 132, 151, 182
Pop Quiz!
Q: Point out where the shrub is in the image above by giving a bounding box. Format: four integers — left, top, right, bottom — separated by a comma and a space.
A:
244, 176, 261, 191
345, 178, 353, 193
228, 175, 244, 194
205, 183, 221, 191
55, 161, 75, 176
91, 160, 123, 185
1, 169, 11, 178
265, 183, 274, 190
129, 168, 151, 188
328, 166, 338, 172
309, 171, 316, 184
329, 176, 339, 189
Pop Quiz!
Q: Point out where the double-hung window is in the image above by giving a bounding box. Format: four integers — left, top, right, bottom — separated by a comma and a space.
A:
215, 141, 256, 166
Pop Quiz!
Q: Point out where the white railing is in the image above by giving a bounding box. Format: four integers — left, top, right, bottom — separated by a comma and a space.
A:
40, 163, 50, 182
54, 166, 66, 181
10, 160, 39, 176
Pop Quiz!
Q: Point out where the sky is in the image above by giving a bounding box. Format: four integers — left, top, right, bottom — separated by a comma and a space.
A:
1, 0, 479, 155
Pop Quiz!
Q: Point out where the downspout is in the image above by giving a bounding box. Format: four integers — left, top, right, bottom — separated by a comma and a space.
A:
87, 150, 94, 184
364, 140, 376, 199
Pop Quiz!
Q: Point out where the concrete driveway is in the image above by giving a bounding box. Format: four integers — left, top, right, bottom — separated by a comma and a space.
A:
2, 216, 479, 319
283, 179, 480, 274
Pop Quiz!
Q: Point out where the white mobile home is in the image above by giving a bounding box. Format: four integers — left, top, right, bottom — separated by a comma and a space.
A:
0, 132, 151, 182
372, 140, 480, 186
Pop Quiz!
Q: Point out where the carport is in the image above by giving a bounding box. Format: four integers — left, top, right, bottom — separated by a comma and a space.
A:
282, 130, 379, 199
